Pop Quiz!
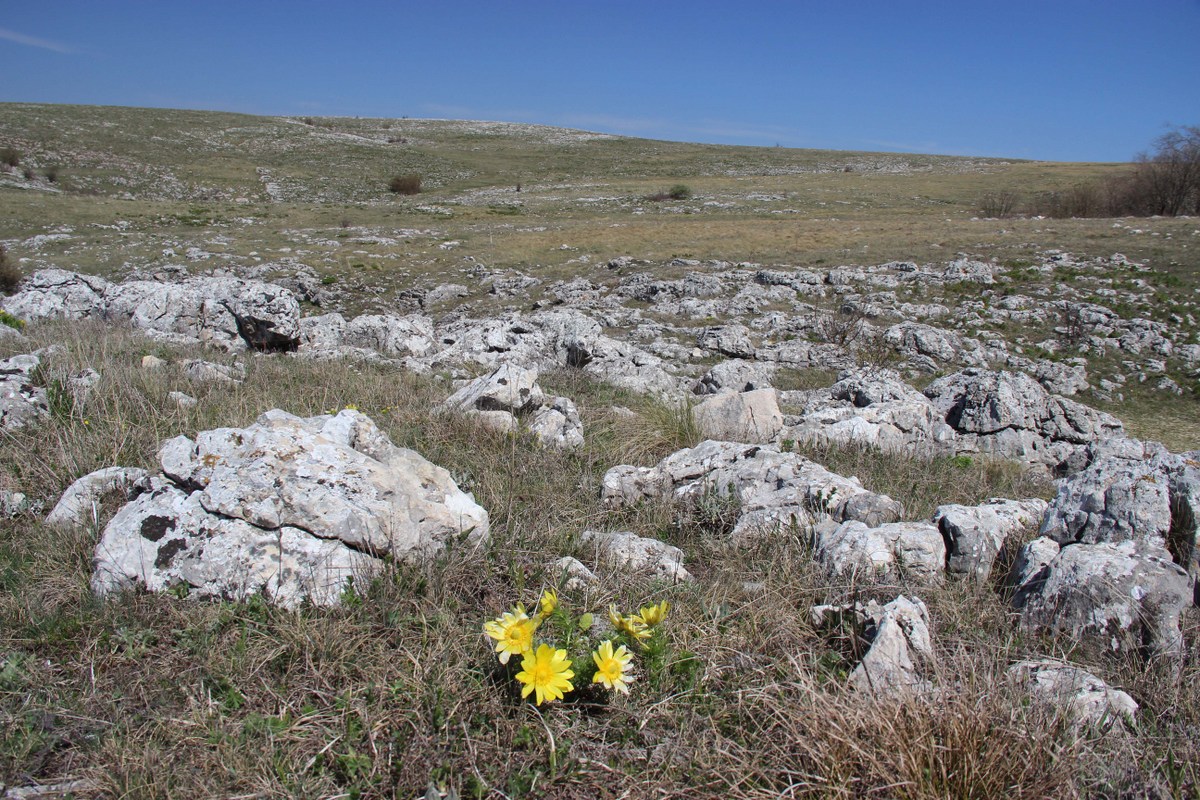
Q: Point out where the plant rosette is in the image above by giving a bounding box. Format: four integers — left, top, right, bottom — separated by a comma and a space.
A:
483, 589, 670, 706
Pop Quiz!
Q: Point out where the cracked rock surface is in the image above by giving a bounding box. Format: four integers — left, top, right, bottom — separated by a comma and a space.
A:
91, 409, 488, 607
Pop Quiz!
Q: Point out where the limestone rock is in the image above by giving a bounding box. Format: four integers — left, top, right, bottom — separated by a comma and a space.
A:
692, 359, 776, 395
343, 314, 434, 357
1018, 539, 1191, 659
0, 268, 109, 320
92, 409, 489, 607
815, 520, 945, 582
579, 529, 691, 583
601, 440, 902, 541
47, 467, 152, 530
848, 596, 935, 697
528, 396, 584, 450
0, 353, 48, 429
1007, 660, 1137, 731
183, 359, 245, 385
935, 498, 1048, 581
442, 363, 545, 415
696, 323, 755, 358
693, 388, 783, 443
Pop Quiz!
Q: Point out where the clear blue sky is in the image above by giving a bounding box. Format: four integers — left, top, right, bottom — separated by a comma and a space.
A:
2, 1, 1198, 162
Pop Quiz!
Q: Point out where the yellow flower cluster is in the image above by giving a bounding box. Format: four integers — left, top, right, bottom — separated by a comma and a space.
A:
483, 590, 669, 706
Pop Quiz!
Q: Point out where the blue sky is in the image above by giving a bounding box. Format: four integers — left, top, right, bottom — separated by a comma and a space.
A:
2, 1, 1198, 162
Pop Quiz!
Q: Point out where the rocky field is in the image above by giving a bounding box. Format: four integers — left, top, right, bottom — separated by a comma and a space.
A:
0, 103, 1198, 799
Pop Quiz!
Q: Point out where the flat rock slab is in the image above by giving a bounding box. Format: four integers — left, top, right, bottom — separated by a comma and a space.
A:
92, 409, 489, 608
1007, 660, 1137, 731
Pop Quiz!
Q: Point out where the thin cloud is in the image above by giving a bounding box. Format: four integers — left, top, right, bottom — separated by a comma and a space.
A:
0, 26, 74, 54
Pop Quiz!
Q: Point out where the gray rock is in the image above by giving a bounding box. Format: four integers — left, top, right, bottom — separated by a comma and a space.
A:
528, 396, 584, 450
601, 440, 902, 541
693, 388, 784, 443
343, 314, 434, 357
815, 520, 945, 582
1040, 458, 1172, 549
935, 498, 1048, 581
183, 359, 245, 385
93, 409, 489, 607
1007, 660, 1137, 731
0, 353, 48, 429
461, 409, 518, 434
579, 529, 691, 583
924, 368, 1124, 469
848, 596, 935, 697
1009, 536, 1061, 608
1018, 539, 1191, 659
169, 391, 198, 408
551, 556, 598, 591
0, 268, 109, 320
692, 359, 776, 395
47, 466, 152, 530
442, 363, 545, 415
696, 324, 756, 358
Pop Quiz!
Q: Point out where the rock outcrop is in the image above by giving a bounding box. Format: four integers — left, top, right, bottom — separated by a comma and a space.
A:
91, 409, 489, 608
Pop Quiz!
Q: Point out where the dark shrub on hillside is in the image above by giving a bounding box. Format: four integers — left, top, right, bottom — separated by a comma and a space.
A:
44, 166, 58, 183
976, 190, 1019, 218
0, 246, 22, 294
646, 184, 694, 202
1, 147, 19, 168
388, 174, 422, 195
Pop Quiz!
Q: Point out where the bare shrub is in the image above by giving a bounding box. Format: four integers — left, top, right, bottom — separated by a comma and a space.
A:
1133, 125, 1200, 216
388, 173, 422, 195
977, 190, 1020, 218
816, 305, 868, 347
0, 147, 19, 168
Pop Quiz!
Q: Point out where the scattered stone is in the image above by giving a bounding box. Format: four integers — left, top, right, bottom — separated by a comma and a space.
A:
848, 596, 935, 697
1007, 660, 1137, 731
183, 359, 245, 384
0, 353, 48, 429
528, 396, 584, 450
579, 529, 692, 583
602, 440, 902, 541
141, 354, 167, 370
169, 391, 197, 409
442, 363, 544, 415
551, 556, 598, 591
692, 359, 776, 395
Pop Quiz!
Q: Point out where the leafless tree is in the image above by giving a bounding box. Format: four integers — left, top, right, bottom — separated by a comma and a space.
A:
1134, 125, 1200, 216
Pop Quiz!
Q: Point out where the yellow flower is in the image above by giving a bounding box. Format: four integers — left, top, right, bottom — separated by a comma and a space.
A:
635, 600, 670, 628
515, 643, 575, 705
537, 588, 558, 619
591, 640, 634, 695
483, 605, 538, 665
608, 604, 651, 642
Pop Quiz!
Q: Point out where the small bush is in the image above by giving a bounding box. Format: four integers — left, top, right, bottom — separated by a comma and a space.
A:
21, 167, 35, 181
388, 174, 422, 195
0, 310, 23, 330
0, 246, 21, 295
43, 167, 58, 183
976, 190, 1020, 218
667, 184, 692, 200
0, 147, 19, 168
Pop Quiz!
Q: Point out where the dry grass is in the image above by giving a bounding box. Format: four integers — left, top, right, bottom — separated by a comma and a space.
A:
1, 324, 1197, 798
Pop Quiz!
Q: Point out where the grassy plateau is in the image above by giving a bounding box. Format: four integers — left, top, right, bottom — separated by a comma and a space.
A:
0, 103, 1198, 799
